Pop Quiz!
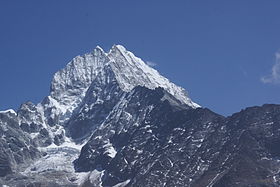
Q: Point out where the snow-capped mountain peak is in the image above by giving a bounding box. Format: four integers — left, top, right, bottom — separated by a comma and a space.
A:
20, 45, 199, 135
49, 45, 199, 118
2, 45, 280, 187
107, 45, 199, 108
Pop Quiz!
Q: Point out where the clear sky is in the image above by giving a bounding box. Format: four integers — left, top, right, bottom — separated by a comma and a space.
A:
1, 0, 280, 116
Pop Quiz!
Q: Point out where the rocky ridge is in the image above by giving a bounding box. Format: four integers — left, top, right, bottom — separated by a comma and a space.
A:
0, 45, 279, 187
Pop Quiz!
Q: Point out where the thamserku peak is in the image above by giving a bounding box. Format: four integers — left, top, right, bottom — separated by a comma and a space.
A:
49, 44, 199, 124
2, 45, 278, 187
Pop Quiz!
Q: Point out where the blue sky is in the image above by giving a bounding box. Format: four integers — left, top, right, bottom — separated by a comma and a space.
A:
0, 1, 280, 116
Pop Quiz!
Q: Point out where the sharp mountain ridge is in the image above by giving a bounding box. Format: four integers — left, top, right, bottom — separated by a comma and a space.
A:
0, 45, 279, 187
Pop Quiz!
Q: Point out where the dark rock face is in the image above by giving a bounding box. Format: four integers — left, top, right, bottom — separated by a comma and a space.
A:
210, 104, 280, 187
17, 102, 55, 147
67, 66, 125, 141
1, 88, 280, 187
74, 87, 280, 187
74, 86, 225, 186
1, 45, 280, 186
0, 111, 41, 177
1, 87, 280, 187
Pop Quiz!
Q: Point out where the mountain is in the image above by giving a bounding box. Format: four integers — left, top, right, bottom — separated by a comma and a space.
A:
0, 45, 279, 187
0, 110, 40, 177
17, 45, 199, 144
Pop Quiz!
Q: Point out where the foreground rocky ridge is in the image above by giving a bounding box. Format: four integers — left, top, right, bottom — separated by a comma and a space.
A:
0, 45, 279, 186
74, 88, 280, 187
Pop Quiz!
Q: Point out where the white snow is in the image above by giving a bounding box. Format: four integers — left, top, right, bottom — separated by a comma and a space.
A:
9, 44, 201, 187
207, 173, 222, 187
21, 136, 97, 186
103, 140, 117, 158
39, 136, 85, 151
23, 136, 85, 179
264, 122, 274, 125
16, 44, 199, 152
88, 170, 104, 184
113, 179, 131, 187
42, 44, 199, 128
77, 170, 105, 186
29, 132, 40, 139
261, 157, 271, 160
0, 109, 16, 115
273, 175, 278, 183
73, 172, 91, 185
108, 45, 200, 108
23, 149, 75, 174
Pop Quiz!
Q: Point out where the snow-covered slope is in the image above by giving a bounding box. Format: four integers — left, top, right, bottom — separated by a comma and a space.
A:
50, 46, 109, 123
16, 44, 199, 143
0, 44, 200, 186
107, 45, 199, 107
47, 45, 199, 125
2, 45, 280, 187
